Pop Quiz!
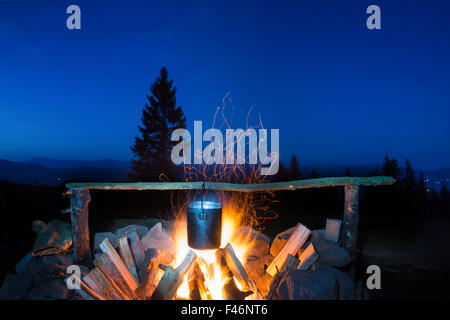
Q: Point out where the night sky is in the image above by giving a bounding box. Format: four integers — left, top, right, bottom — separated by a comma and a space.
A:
0, 0, 449, 170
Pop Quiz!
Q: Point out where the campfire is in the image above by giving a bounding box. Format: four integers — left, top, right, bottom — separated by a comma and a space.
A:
73, 194, 289, 300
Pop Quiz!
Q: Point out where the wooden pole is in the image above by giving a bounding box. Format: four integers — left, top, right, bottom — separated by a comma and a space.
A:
342, 186, 359, 260
66, 176, 395, 193
69, 188, 92, 266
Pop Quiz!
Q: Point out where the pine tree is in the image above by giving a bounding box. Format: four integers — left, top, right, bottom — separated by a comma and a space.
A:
382, 153, 401, 179
402, 159, 416, 192
274, 162, 290, 182
130, 67, 186, 181
288, 154, 302, 180
310, 168, 319, 179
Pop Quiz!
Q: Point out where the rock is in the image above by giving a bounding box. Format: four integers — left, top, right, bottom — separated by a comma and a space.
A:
311, 238, 351, 267
15, 251, 35, 274
141, 222, 176, 263
0, 273, 33, 300
311, 229, 325, 242
270, 269, 338, 300
231, 226, 270, 260
30, 262, 73, 300
269, 226, 297, 257
128, 231, 146, 267
29, 279, 71, 300
32, 220, 72, 251
115, 224, 148, 239
94, 232, 118, 252
313, 264, 354, 299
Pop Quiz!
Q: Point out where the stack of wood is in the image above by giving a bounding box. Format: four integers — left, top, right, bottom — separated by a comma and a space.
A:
66, 233, 263, 300
266, 220, 343, 299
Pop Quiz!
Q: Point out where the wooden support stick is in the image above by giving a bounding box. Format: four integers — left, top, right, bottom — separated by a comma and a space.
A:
342, 186, 359, 260
266, 223, 311, 277
99, 238, 139, 291
151, 250, 197, 300
118, 237, 139, 283
297, 243, 318, 271
67, 176, 395, 193
69, 188, 92, 266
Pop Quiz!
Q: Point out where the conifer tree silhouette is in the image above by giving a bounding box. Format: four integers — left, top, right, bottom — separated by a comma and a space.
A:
130, 67, 186, 181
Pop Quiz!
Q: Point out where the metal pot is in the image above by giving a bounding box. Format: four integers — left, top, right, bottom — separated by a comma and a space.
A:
187, 200, 222, 249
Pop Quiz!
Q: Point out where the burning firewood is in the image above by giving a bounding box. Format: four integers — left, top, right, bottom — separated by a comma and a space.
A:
297, 243, 319, 271
94, 253, 141, 299
118, 236, 140, 283
151, 249, 197, 300
266, 223, 311, 277
223, 243, 263, 299
135, 254, 162, 299
215, 248, 253, 300
99, 238, 139, 291
188, 262, 212, 300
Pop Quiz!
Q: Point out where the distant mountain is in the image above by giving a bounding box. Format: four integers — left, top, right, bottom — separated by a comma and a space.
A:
0, 159, 130, 186
22, 158, 131, 169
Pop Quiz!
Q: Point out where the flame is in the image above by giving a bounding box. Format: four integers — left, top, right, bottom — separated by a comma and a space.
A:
170, 199, 258, 300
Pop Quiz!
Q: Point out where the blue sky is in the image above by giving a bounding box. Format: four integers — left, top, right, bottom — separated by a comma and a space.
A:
0, 0, 449, 170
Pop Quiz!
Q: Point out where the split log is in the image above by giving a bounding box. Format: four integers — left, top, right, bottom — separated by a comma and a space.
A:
188, 262, 211, 300
99, 238, 139, 291
266, 254, 299, 300
118, 237, 139, 283
93, 253, 140, 300
150, 249, 197, 300
135, 255, 162, 299
84, 267, 125, 300
216, 248, 253, 300
66, 273, 105, 300
223, 243, 263, 299
297, 243, 319, 271
82, 271, 107, 300
325, 218, 342, 242
69, 188, 92, 266
282, 254, 299, 271
266, 223, 311, 277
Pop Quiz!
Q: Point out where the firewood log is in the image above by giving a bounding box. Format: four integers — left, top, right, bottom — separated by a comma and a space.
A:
266, 254, 299, 300
118, 236, 139, 283
94, 253, 140, 300
135, 254, 162, 299
266, 223, 311, 277
150, 249, 197, 300
224, 243, 264, 299
297, 243, 319, 271
84, 267, 125, 300
188, 262, 212, 300
216, 248, 253, 300
99, 238, 139, 291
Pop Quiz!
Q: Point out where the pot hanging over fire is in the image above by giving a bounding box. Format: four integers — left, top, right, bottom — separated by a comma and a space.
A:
187, 200, 222, 250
